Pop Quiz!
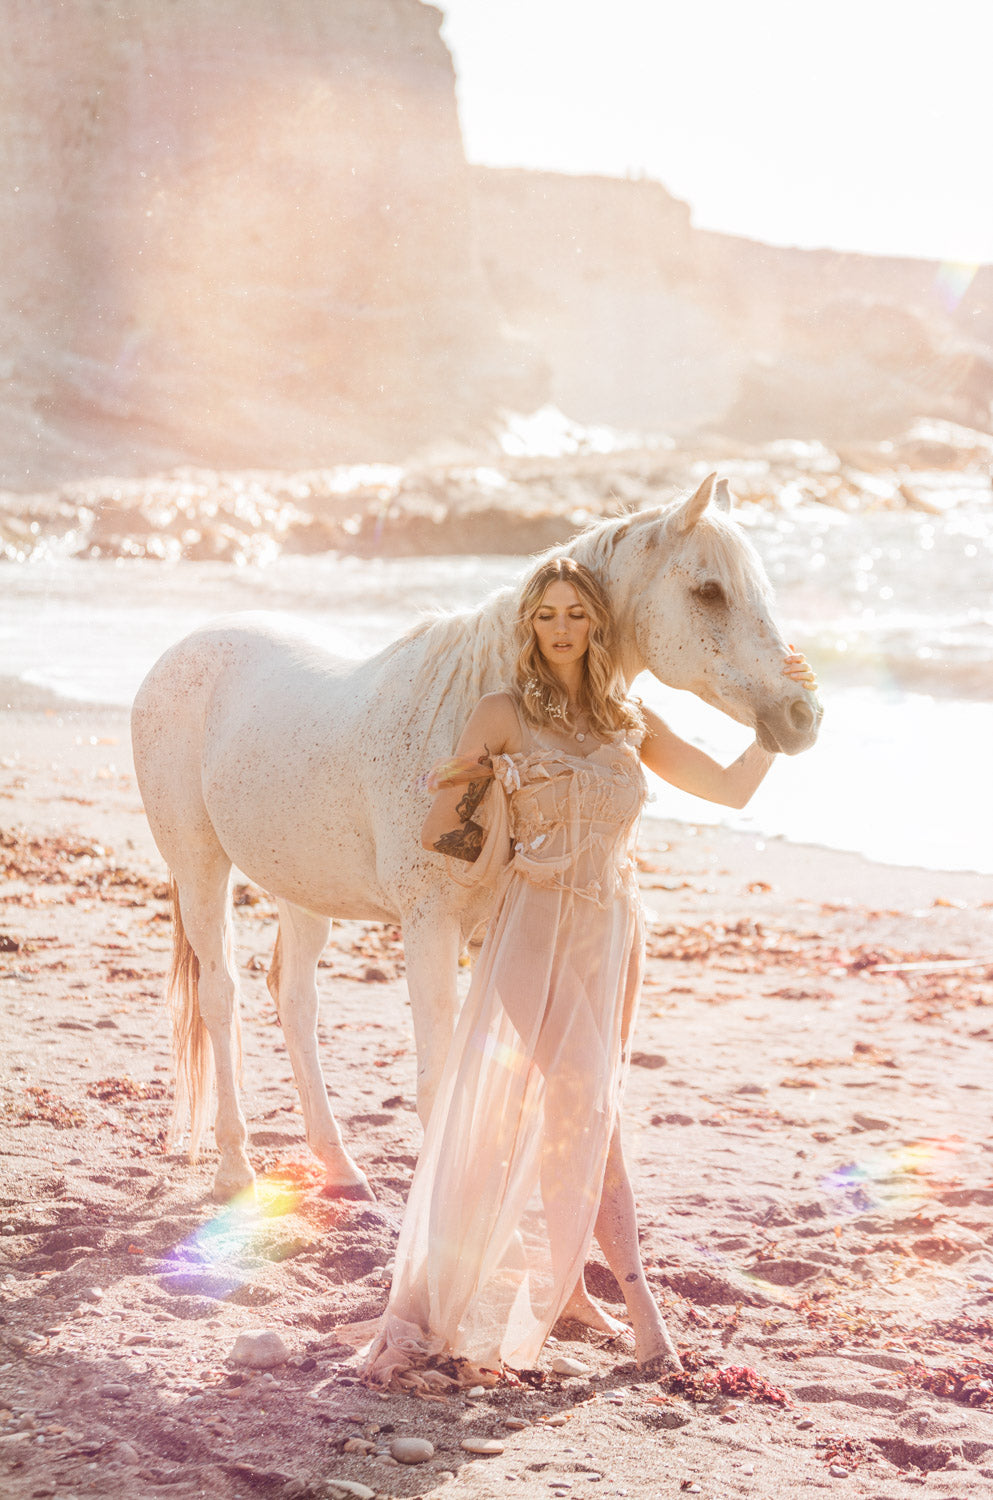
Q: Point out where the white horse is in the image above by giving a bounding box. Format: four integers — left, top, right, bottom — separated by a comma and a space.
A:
132, 474, 820, 1203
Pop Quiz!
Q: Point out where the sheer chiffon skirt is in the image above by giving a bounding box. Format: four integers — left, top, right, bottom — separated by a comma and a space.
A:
361, 874, 643, 1387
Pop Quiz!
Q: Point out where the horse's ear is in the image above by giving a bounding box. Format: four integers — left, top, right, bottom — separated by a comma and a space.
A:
714, 477, 732, 514
675, 472, 717, 533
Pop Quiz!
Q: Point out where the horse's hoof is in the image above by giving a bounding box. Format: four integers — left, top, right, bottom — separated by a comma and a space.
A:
212, 1163, 257, 1203
321, 1178, 376, 1202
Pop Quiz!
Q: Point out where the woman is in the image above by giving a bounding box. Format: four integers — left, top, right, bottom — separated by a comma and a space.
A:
360, 556, 816, 1391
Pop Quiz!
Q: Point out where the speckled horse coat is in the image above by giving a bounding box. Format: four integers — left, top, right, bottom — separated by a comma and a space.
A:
131, 476, 821, 1200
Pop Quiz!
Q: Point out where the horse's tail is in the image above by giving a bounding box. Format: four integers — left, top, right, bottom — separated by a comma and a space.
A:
166, 875, 240, 1160
266, 926, 283, 1014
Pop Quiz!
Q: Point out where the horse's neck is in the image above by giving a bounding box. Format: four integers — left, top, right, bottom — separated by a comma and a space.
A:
385, 600, 519, 747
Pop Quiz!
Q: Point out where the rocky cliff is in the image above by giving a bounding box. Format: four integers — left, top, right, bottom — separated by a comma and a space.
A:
1, 1, 989, 490
473, 167, 993, 444
0, 0, 532, 487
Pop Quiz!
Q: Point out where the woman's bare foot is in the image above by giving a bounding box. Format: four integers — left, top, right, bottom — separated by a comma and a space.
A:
635, 1318, 682, 1373
560, 1284, 635, 1343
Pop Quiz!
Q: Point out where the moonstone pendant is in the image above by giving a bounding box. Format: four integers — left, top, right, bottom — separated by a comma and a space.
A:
575, 731, 586, 742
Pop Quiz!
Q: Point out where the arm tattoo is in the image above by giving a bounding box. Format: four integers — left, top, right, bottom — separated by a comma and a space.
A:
433, 753, 492, 863
455, 776, 489, 823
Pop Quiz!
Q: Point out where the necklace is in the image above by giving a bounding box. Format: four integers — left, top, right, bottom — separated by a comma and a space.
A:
570, 706, 588, 743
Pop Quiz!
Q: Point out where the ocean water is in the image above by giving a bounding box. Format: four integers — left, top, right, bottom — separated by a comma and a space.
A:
3, 491, 991, 875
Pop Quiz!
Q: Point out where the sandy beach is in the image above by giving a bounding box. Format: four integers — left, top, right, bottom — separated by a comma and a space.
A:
2, 699, 992, 1500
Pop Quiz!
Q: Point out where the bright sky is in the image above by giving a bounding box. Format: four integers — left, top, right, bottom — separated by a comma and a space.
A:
434, 0, 992, 265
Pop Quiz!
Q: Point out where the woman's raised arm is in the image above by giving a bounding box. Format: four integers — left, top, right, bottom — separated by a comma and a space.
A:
640, 710, 776, 810
640, 650, 818, 811
420, 693, 520, 858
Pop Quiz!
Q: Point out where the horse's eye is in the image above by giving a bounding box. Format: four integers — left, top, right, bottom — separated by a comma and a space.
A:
695, 580, 726, 605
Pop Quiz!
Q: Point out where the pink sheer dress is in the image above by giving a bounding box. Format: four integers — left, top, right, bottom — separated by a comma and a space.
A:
359, 719, 647, 1389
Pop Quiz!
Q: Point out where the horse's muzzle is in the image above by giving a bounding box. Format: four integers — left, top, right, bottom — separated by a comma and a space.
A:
756, 692, 823, 755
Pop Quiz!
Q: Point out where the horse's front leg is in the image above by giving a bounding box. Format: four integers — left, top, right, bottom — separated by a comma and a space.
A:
400, 910, 463, 1126
269, 900, 373, 1200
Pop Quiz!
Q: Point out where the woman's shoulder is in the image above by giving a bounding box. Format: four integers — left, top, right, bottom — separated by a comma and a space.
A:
471, 690, 520, 724
462, 691, 523, 752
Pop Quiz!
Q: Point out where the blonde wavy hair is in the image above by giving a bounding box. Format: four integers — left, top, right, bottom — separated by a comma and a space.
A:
514, 557, 643, 740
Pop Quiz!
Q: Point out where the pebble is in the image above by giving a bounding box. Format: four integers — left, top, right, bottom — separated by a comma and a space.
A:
343, 1437, 375, 1455
550, 1356, 591, 1377
81, 1288, 103, 1303
96, 1383, 131, 1400
466, 1384, 487, 1398
115, 1441, 140, 1464
797, 1418, 814, 1429
829, 1465, 850, 1478
461, 1438, 505, 1456
543, 1414, 568, 1427
742, 1462, 754, 1474
325, 1482, 376, 1500
390, 1437, 434, 1464
504, 1416, 529, 1430
654, 1408, 691, 1429
230, 1329, 290, 1369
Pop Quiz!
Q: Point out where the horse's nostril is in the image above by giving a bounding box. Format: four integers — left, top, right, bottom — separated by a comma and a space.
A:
789, 698, 815, 733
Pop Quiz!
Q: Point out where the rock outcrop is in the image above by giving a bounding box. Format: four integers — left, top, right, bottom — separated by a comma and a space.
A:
473, 168, 993, 443
0, 0, 533, 487
0, 1, 989, 489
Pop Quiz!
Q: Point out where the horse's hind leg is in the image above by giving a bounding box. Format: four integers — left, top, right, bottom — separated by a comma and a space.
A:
173, 856, 256, 1201
269, 900, 373, 1201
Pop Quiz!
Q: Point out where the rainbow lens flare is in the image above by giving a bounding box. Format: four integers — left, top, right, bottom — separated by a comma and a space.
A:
935, 260, 978, 312
166, 1168, 309, 1292
820, 1135, 965, 1217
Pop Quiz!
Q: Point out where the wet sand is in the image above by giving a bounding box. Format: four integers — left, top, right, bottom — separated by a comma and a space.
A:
1, 702, 992, 1500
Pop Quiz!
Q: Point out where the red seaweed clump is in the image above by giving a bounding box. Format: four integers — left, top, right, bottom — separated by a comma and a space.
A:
903, 1360, 993, 1407
666, 1352, 791, 1406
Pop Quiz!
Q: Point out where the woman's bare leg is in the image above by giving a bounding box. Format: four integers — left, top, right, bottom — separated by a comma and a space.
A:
593, 1123, 681, 1370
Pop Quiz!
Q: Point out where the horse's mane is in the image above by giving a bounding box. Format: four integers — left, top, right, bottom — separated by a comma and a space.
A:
386, 500, 771, 737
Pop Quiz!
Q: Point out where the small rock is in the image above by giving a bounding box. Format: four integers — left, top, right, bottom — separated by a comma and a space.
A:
230, 1329, 290, 1369
362, 965, 389, 983
81, 1288, 103, 1303
96, 1383, 131, 1400
325, 1482, 376, 1500
123, 1332, 153, 1346
343, 1437, 375, 1455
544, 1414, 568, 1427
853, 1112, 892, 1132
797, 1418, 814, 1429
390, 1437, 434, 1464
550, 1356, 591, 1377
504, 1417, 529, 1430
829, 1465, 850, 1478
115, 1441, 141, 1464
461, 1438, 505, 1455
654, 1408, 691, 1429
742, 1463, 754, 1475
466, 1384, 487, 1398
